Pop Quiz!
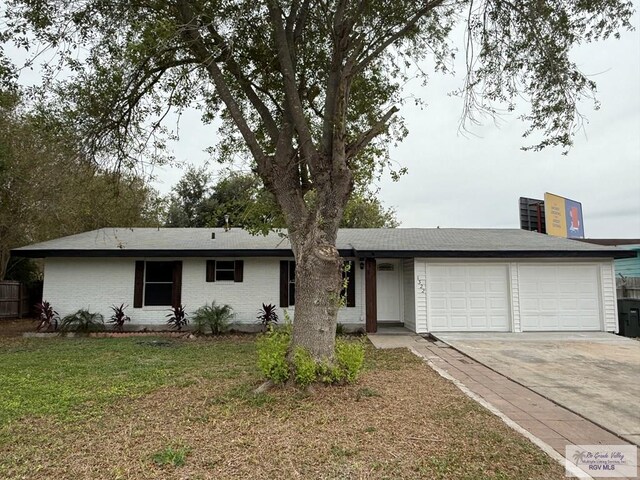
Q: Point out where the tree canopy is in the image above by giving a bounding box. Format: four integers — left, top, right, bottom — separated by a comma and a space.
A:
165, 167, 398, 229
0, 88, 160, 280
1, 0, 634, 358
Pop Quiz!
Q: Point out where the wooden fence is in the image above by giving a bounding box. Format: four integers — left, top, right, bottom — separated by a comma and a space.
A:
617, 277, 640, 300
0, 281, 31, 318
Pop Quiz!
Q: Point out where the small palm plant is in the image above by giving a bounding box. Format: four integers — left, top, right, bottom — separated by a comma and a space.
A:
256, 303, 278, 332
166, 304, 188, 331
192, 302, 234, 335
109, 303, 131, 331
59, 309, 105, 333
34, 301, 59, 331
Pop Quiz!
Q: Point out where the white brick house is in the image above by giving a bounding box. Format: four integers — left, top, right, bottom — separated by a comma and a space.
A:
13, 228, 633, 333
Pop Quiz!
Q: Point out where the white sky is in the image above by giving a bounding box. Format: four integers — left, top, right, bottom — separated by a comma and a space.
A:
8, 4, 640, 238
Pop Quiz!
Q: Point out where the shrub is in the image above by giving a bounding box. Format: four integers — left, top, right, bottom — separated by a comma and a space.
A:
59, 309, 105, 333
256, 327, 290, 384
109, 303, 131, 331
292, 347, 317, 388
335, 323, 346, 336
335, 339, 365, 384
316, 361, 345, 384
34, 301, 59, 331
256, 303, 278, 331
192, 302, 234, 335
256, 318, 365, 387
166, 305, 188, 331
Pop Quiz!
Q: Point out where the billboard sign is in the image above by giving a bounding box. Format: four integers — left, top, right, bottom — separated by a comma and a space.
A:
544, 192, 584, 239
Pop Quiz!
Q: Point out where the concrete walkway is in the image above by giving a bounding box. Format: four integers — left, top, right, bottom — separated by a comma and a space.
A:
368, 333, 640, 478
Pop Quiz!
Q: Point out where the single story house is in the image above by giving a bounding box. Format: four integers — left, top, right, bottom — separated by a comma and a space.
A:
12, 228, 634, 334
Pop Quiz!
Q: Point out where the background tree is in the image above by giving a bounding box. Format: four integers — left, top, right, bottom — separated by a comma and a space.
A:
2, 0, 633, 360
0, 88, 160, 280
165, 168, 397, 229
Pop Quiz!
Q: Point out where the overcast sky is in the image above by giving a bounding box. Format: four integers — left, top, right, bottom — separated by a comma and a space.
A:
148, 6, 640, 239
8, 4, 640, 238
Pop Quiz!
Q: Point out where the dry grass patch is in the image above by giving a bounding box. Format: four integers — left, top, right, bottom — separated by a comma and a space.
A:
0, 337, 564, 479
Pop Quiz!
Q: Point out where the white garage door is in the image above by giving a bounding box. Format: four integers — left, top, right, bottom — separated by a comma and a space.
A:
427, 264, 510, 332
519, 264, 601, 331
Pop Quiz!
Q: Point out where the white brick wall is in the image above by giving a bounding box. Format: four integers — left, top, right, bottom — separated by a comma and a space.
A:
43, 257, 365, 329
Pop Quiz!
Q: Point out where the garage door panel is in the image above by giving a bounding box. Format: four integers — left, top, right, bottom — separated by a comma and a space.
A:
520, 264, 601, 331
470, 298, 486, 309
491, 315, 509, 328
450, 298, 467, 310
469, 282, 486, 292
427, 264, 510, 332
470, 316, 488, 328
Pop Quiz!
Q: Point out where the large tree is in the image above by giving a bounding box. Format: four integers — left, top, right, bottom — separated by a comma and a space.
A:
0, 88, 160, 280
2, 0, 633, 359
165, 167, 398, 229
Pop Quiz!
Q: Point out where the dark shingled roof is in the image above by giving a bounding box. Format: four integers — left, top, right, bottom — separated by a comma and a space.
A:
11, 228, 634, 259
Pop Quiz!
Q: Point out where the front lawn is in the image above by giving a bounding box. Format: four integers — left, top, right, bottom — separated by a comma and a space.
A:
0, 336, 564, 479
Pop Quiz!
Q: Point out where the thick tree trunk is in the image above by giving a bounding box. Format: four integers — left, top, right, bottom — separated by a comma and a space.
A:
289, 224, 343, 361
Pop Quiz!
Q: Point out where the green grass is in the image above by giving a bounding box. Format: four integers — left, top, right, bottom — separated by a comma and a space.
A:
151, 444, 191, 467
0, 337, 256, 426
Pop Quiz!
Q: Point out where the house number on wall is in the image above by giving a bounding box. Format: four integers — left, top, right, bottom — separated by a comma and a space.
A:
377, 263, 395, 271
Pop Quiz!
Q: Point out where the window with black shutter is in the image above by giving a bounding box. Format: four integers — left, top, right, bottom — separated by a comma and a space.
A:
206, 259, 244, 282
279, 260, 355, 308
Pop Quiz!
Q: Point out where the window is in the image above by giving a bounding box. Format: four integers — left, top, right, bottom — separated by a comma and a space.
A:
134, 261, 182, 308
145, 261, 174, 306
280, 260, 355, 308
206, 260, 244, 282
216, 261, 236, 281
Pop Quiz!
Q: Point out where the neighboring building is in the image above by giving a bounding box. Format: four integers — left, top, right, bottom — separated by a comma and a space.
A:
12, 228, 633, 334
578, 239, 640, 278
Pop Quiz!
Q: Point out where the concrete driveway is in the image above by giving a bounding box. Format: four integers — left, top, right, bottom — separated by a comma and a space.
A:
433, 332, 640, 446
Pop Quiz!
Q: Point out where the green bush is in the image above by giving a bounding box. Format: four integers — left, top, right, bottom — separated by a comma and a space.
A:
292, 347, 317, 388
256, 327, 290, 384
316, 361, 345, 384
335, 339, 365, 384
192, 302, 234, 335
59, 309, 105, 333
256, 321, 365, 387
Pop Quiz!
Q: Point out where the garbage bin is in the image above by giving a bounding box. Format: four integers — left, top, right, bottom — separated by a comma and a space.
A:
617, 299, 640, 338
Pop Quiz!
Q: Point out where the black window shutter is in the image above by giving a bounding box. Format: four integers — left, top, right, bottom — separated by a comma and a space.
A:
206, 260, 216, 282
279, 260, 289, 307
172, 261, 183, 307
134, 261, 144, 308
346, 261, 356, 307
234, 260, 244, 282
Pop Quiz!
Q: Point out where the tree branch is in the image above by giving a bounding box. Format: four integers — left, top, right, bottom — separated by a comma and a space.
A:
202, 22, 280, 142
351, 0, 445, 76
345, 106, 399, 159
176, 0, 270, 175
266, 0, 319, 171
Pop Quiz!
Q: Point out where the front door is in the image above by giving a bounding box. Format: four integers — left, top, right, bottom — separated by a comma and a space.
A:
376, 259, 402, 323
